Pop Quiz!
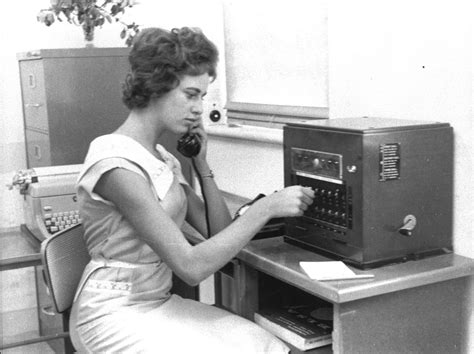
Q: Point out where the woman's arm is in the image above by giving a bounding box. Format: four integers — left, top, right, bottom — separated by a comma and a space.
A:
184, 121, 232, 237
95, 167, 313, 286
185, 158, 232, 238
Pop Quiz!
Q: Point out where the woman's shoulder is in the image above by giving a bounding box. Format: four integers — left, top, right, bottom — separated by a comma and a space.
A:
89, 133, 138, 151
85, 134, 149, 162
79, 134, 146, 180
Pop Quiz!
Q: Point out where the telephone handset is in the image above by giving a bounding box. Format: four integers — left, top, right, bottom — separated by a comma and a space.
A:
177, 133, 201, 158
177, 132, 210, 236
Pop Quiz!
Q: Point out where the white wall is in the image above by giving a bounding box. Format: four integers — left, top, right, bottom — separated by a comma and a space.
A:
0, 0, 225, 228
327, 2, 472, 350
208, 133, 284, 198
328, 0, 473, 258
208, 0, 473, 351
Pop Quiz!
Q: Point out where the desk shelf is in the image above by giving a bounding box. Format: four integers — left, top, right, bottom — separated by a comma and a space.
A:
235, 237, 474, 353
257, 272, 334, 353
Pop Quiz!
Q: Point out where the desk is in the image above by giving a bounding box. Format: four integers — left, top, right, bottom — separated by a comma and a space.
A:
0, 225, 41, 271
0, 226, 69, 352
235, 237, 474, 353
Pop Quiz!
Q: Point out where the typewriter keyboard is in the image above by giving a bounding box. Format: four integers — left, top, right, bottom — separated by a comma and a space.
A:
44, 210, 82, 234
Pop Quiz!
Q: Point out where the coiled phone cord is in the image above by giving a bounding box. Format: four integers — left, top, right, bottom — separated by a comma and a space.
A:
191, 158, 212, 239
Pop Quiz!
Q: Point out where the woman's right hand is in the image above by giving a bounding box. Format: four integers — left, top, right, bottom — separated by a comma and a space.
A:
256, 186, 315, 219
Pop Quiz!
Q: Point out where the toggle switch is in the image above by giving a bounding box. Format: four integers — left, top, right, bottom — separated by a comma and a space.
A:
398, 214, 417, 237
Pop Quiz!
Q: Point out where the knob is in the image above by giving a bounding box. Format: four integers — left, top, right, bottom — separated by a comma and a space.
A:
398, 214, 417, 237
346, 165, 357, 173
209, 109, 221, 122
312, 158, 321, 169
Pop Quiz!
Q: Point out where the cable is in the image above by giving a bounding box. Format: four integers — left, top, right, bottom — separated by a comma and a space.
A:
191, 159, 212, 239
191, 159, 223, 308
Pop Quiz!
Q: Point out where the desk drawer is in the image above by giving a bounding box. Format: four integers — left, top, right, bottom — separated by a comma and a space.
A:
20, 60, 49, 132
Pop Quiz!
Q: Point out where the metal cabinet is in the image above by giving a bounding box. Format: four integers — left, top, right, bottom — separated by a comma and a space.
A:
18, 48, 131, 168
17, 48, 193, 182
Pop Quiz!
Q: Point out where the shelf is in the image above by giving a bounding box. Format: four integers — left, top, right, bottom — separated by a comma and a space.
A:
238, 236, 474, 303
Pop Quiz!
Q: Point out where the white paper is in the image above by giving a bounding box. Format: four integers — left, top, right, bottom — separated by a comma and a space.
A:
299, 261, 374, 281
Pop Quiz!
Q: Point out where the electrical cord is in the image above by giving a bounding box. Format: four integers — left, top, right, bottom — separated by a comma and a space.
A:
191, 159, 212, 239
191, 159, 224, 307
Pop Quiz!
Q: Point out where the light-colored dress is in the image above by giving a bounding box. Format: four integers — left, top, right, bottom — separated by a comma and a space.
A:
70, 134, 289, 353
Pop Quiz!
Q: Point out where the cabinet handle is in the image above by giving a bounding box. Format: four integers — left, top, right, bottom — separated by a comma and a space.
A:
33, 145, 42, 159
25, 103, 43, 108
41, 305, 57, 316
28, 74, 36, 88
26, 51, 41, 58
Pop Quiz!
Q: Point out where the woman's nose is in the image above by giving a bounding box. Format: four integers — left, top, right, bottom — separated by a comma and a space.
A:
191, 100, 203, 116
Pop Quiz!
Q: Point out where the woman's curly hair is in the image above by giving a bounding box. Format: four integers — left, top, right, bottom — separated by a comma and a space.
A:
122, 27, 219, 110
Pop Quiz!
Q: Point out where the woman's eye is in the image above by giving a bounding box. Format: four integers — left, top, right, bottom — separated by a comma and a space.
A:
185, 91, 206, 100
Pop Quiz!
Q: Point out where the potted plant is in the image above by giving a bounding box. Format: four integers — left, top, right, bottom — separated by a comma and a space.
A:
37, 0, 140, 46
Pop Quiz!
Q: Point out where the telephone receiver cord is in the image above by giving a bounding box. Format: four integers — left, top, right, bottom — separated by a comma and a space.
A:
191, 158, 212, 239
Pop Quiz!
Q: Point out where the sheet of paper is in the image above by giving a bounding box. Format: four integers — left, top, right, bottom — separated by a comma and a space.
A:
299, 261, 374, 281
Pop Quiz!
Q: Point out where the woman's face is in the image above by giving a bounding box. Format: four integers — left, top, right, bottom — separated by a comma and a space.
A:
155, 73, 210, 135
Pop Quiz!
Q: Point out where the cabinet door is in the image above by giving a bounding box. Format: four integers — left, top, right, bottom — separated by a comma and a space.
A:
19, 60, 49, 132
26, 129, 51, 167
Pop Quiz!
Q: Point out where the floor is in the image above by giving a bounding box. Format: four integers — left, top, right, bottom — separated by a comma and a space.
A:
0, 283, 56, 354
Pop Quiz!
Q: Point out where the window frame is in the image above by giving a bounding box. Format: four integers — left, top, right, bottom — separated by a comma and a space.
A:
225, 102, 329, 129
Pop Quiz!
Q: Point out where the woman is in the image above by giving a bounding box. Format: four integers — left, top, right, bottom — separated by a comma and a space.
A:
70, 27, 315, 353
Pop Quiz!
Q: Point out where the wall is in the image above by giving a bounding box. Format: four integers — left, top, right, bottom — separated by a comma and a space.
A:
208, 0, 473, 351
0, 0, 226, 228
326, 3, 472, 350
328, 0, 472, 260
208, 128, 284, 198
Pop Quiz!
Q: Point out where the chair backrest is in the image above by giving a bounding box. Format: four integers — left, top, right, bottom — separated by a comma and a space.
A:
41, 223, 90, 313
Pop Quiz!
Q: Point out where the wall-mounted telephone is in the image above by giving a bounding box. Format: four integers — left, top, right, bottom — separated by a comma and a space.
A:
177, 133, 201, 158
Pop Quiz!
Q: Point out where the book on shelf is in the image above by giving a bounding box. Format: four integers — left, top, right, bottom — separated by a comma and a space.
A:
254, 305, 333, 351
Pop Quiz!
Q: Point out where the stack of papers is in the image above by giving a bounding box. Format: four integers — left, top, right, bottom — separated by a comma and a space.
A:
300, 261, 374, 281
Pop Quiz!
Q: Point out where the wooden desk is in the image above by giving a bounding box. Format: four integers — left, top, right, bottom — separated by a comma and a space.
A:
235, 237, 474, 353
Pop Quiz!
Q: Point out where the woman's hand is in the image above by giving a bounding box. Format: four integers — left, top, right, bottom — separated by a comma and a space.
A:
189, 119, 208, 161
255, 186, 315, 219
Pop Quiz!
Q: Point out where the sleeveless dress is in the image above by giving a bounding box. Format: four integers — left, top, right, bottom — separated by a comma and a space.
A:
69, 134, 289, 353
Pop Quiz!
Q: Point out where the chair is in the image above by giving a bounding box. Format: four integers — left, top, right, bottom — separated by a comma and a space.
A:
40, 223, 90, 353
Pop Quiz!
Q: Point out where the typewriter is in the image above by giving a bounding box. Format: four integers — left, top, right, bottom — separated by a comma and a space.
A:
10, 164, 82, 241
